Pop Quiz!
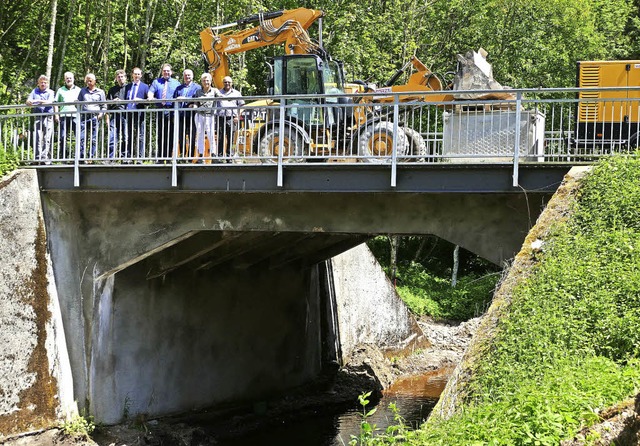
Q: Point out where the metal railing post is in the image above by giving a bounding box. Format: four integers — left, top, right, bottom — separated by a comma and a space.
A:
277, 102, 286, 188
512, 91, 522, 187
391, 97, 400, 188
171, 101, 179, 188
73, 109, 82, 187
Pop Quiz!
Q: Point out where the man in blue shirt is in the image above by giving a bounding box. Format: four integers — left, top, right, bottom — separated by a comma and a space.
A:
173, 69, 202, 160
78, 73, 107, 160
148, 64, 180, 160
26, 75, 55, 163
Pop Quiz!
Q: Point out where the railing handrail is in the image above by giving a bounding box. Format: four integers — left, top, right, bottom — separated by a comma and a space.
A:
2, 85, 639, 190
5, 85, 640, 112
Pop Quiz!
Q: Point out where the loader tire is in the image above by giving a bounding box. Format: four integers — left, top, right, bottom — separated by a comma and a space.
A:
358, 121, 409, 163
258, 126, 304, 164
402, 127, 427, 162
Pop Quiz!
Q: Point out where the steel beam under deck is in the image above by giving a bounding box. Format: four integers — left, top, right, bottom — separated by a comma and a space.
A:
36, 163, 571, 193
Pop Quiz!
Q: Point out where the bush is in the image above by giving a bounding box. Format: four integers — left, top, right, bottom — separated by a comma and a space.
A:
395, 261, 497, 321
0, 148, 19, 177
59, 414, 95, 439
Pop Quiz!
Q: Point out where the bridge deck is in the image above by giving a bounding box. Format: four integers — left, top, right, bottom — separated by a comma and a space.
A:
36, 162, 571, 193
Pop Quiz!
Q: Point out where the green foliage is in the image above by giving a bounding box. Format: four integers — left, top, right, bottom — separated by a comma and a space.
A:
350, 392, 411, 445
395, 262, 497, 321
1, 0, 639, 101
574, 153, 640, 233
59, 414, 96, 438
0, 149, 19, 177
367, 235, 498, 322
350, 391, 379, 445
411, 154, 640, 444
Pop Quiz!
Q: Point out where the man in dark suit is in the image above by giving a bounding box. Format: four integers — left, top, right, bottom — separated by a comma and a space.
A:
123, 67, 150, 162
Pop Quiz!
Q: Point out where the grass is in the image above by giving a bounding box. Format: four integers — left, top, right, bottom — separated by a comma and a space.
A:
395, 262, 498, 321
414, 154, 640, 444
356, 154, 640, 445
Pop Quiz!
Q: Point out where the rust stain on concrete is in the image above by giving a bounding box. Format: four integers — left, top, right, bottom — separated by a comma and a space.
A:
0, 218, 59, 435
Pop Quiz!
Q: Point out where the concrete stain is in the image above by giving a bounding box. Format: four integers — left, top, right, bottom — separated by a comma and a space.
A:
0, 218, 59, 435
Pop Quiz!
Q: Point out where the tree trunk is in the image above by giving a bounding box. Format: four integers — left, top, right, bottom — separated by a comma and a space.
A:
451, 245, 460, 287
413, 237, 427, 262
139, 0, 158, 73
162, 0, 188, 68
54, 0, 78, 86
102, 0, 112, 82
123, 0, 130, 70
84, 2, 92, 71
390, 235, 399, 285
46, 0, 58, 80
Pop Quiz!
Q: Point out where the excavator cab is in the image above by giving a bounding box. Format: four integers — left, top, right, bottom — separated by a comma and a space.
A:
271, 54, 349, 127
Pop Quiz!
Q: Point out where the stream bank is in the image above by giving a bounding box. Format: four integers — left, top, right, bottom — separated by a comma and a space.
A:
1, 317, 479, 446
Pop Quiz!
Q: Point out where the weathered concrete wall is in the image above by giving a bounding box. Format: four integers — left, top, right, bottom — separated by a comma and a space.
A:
88, 260, 322, 424
41, 191, 548, 276
331, 244, 423, 361
40, 191, 328, 424
0, 170, 75, 437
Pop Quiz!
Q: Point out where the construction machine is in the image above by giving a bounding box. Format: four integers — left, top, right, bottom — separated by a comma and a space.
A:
199, 8, 452, 161
200, 8, 524, 162
574, 60, 640, 149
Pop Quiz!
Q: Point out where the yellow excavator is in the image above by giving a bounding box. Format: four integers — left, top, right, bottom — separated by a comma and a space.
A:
199, 8, 452, 161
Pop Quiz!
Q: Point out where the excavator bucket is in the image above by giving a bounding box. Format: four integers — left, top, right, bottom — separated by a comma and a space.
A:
453, 48, 514, 100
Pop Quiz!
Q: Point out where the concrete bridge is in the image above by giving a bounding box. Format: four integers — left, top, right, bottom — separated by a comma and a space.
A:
0, 160, 571, 435
1, 87, 594, 435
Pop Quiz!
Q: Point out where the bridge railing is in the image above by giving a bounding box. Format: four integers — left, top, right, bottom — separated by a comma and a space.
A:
2, 87, 639, 175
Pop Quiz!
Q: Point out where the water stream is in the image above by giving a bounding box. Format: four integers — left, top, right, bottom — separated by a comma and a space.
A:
213, 367, 452, 445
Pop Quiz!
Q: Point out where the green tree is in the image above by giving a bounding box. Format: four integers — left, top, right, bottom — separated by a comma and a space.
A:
0, 0, 638, 102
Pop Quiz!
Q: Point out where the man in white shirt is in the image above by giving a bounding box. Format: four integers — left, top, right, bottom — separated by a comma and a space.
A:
216, 76, 245, 160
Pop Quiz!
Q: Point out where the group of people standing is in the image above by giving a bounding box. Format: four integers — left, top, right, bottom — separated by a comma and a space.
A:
25, 64, 245, 163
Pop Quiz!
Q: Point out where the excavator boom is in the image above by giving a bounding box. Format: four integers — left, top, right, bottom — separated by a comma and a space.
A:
200, 8, 325, 88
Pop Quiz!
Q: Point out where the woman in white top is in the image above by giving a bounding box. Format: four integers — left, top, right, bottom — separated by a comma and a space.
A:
194, 73, 220, 161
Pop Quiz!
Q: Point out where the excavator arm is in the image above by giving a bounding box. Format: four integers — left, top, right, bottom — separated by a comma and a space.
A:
200, 8, 325, 88
373, 56, 454, 102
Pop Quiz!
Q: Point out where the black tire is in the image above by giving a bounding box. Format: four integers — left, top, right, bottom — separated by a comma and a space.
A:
357, 121, 409, 163
258, 126, 304, 164
402, 127, 427, 162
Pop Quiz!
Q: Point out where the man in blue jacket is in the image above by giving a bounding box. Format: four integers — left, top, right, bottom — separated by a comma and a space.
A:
123, 67, 149, 161
148, 64, 180, 160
